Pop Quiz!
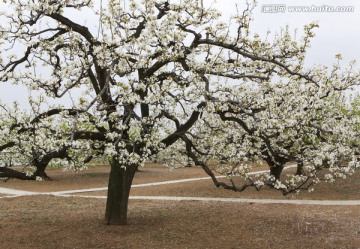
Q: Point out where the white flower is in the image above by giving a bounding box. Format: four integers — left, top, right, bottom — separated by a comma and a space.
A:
36, 176, 43, 181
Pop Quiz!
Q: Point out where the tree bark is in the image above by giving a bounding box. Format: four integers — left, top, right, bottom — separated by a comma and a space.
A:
31, 147, 71, 180
270, 165, 283, 180
105, 158, 137, 225
33, 166, 52, 181
0, 167, 36, 180
264, 156, 286, 181
295, 162, 303, 176
32, 159, 53, 181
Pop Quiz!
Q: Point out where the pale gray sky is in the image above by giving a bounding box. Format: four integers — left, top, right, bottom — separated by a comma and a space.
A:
1, 0, 359, 107
212, 0, 360, 66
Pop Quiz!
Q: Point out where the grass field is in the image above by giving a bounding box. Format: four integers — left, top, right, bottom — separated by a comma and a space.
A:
1, 164, 360, 248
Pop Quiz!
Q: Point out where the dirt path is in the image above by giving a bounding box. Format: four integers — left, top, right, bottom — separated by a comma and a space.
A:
0, 165, 297, 196
47, 164, 299, 195
2, 164, 360, 206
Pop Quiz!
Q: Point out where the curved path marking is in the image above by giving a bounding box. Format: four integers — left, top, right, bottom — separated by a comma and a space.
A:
48, 164, 298, 196
3, 164, 360, 206
0, 187, 37, 196
56, 194, 360, 206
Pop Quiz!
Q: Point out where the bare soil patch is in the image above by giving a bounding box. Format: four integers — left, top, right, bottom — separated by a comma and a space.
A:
74, 167, 360, 201
0, 163, 270, 193
1, 196, 359, 249
2, 164, 360, 201
1, 164, 360, 248
128, 171, 360, 200
0, 165, 110, 192
0, 164, 210, 192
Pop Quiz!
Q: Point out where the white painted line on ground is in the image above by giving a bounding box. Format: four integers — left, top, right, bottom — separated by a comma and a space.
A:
49, 164, 298, 195
0, 162, 357, 207
1, 164, 359, 206
54, 194, 106, 199
132, 164, 297, 188
130, 196, 360, 206
49, 187, 107, 195
0, 164, 298, 197
54, 194, 360, 206
0, 187, 39, 196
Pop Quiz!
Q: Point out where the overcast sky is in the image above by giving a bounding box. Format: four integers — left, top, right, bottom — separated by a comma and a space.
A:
214, 0, 360, 66
1, 0, 359, 107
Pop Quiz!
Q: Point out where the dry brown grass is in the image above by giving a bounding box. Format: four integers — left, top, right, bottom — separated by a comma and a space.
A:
1, 163, 360, 248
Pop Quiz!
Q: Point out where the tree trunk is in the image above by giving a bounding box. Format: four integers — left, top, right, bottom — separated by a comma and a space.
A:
33, 167, 52, 181
262, 152, 287, 181
295, 162, 303, 176
270, 165, 283, 180
105, 158, 137, 225
33, 162, 52, 181
265, 158, 285, 181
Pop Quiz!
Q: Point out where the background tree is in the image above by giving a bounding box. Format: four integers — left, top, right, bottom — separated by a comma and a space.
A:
166, 64, 359, 194
0, 97, 104, 180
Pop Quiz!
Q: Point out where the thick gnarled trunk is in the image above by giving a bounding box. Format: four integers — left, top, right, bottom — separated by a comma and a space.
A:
262, 152, 287, 181
266, 159, 286, 181
105, 158, 137, 225
295, 162, 303, 176
33, 162, 52, 181
270, 165, 283, 180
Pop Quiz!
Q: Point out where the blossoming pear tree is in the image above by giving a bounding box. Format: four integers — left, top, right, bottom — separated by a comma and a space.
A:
0, 97, 104, 180
162, 63, 359, 194
0, 0, 359, 225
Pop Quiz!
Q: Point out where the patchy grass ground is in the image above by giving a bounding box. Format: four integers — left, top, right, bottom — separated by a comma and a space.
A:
1, 164, 360, 248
